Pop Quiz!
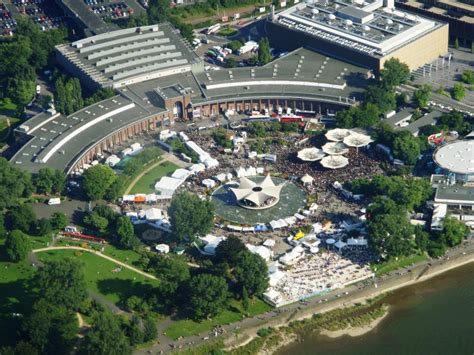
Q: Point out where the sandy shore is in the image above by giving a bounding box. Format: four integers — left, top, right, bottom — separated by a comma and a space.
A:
319, 308, 389, 338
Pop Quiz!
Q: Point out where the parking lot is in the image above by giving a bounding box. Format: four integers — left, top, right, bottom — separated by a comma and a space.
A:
83, 0, 135, 22
1, 0, 66, 36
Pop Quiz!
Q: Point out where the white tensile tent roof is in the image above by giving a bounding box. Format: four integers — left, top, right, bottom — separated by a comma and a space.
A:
335, 240, 347, 249
322, 142, 349, 155
343, 132, 373, 148
231, 175, 284, 207
297, 147, 325, 161
320, 155, 349, 169
325, 128, 351, 142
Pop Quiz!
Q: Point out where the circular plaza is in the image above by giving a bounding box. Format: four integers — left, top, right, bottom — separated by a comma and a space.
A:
211, 176, 307, 225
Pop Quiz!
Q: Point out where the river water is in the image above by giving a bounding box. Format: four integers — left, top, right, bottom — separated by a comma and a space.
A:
277, 262, 474, 355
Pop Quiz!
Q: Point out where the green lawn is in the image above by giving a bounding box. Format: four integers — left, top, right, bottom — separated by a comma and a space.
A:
372, 253, 428, 276
36, 250, 160, 305
0, 98, 17, 112
0, 239, 36, 346
164, 298, 272, 339
129, 161, 179, 194
218, 26, 238, 37
55, 238, 145, 267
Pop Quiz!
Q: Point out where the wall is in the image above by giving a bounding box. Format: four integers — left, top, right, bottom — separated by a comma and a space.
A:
380, 23, 449, 71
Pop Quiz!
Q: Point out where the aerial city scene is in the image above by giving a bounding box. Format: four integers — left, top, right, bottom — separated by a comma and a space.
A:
0, 0, 473, 354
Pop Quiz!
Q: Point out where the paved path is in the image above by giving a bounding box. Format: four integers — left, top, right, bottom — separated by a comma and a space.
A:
32, 246, 158, 280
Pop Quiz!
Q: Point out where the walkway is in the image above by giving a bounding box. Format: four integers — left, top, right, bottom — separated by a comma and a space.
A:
32, 246, 158, 280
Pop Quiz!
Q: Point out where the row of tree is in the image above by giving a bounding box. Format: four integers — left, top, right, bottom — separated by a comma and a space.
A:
54, 75, 117, 115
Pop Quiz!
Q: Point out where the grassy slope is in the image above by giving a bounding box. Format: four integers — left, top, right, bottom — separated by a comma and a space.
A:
165, 298, 272, 339
129, 161, 179, 194
36, 250, 159, 305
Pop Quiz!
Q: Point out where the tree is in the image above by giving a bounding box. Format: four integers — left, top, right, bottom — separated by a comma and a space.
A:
83, 164, 117, 201
84, 212, 109, 234
413, 84, 431, 108
215, 235, 246, 265
242, 286, 250, 311
440, 216, 469, 247
226, 57, 237, 68
188, 274, 229, 320
5, 230, 31, 262
36, 258, 88, 310
233, 251, 269, 297
168, 192, 214, 241
149, 255, 190, 310
380, 58, 410, 89
126, 316, 144, 346
364, 85, 396, 113
437, 110, 469, 134
368, 212, 415, 259
355, 103, 380, 127
81, 309, 131, 355
414, 226, 429, 252
35, 218, 52, 236
454, 38, 459, 49
392, 131, 421, 165
257, 37, 271, 65
22, 299, 78, 354
5, 204, 36, 233
35, 168, 55, 194
143, 316, 157, 342
0, 158, 33, 209
452, 83, 466, 101
50, 212, 68, 230
461, 70, 474, 85
116, 216, 138, 249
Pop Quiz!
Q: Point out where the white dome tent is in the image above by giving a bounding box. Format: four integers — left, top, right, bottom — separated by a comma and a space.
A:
343, 132, 373, 152
320, 155, 349, 169
325, 128, 351, 142
297, 147, 326, 161
322, 142, 349, 155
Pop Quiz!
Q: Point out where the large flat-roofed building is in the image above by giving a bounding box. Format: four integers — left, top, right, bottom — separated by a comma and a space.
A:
266, 0, 449, 71
56, 24, 203, 90
397, 0, 473, 46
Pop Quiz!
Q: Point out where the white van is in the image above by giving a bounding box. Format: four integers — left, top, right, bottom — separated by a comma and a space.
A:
48, 198, 61, 205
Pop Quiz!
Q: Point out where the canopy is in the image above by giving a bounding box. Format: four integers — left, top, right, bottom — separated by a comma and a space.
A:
326, 238, 336, 244
343, 132, 373, 148
297, 147, 325, 161
301, 174, 314, 184
320, 155, 349, 169
322, 142, 349, 155
335, 240, 347, 249
325, 128, 351, 142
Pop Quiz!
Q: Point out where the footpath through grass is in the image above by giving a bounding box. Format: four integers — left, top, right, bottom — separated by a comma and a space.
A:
129, 161, 179, 194
36, 249, 160, 305
372, 253, 428, 276
164, 298, 272, 339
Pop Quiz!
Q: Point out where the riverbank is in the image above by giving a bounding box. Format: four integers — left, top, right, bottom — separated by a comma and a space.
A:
222, 249, 474, 353
319, 308, 389, 338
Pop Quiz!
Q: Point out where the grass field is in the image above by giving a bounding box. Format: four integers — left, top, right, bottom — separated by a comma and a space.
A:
0, 239, 36, 346
164, 298, 272, 339
36, 250, 160, 305
129, 161, 179, 194
372, 253, 428, 276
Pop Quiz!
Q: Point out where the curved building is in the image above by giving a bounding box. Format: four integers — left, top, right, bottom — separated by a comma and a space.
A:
433, 140, 474, 179
11, 25, 371, 175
